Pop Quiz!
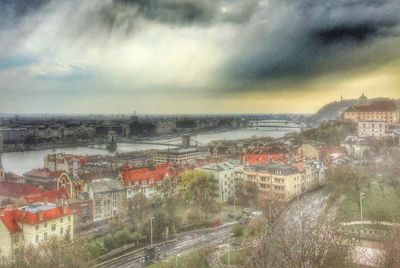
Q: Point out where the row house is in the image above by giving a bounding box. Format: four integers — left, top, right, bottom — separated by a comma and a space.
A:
0, 203, 73, 258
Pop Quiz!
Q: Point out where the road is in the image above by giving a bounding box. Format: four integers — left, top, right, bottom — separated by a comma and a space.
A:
95, 223, 235, 268
96, 189, 332, 268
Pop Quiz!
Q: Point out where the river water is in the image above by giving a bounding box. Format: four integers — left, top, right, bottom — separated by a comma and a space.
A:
0, 122, 300, 175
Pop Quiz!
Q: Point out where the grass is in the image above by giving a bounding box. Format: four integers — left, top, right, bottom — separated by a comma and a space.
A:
336, 183, 400, 224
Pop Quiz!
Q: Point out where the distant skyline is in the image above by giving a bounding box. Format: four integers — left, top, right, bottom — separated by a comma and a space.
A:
0, 0, 399, 114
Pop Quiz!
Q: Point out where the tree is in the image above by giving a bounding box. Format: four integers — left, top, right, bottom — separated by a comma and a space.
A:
326, 164, 367, 206
0, 237, 92, 268
178, 170, 219, 221
127, 193, 151, 228
248, 216, 350, 268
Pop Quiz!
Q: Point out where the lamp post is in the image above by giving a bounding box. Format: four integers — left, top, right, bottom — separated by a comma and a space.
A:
360, 192, 365, 227
150, 216, 155, 246
233, 197, 237, 221
228, 233, 234, 266
268, 201, 275, 235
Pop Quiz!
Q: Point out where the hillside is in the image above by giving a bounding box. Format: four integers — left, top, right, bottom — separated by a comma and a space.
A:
309, 97, 400, 125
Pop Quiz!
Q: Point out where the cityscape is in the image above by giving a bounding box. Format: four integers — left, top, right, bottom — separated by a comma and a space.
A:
1, 1, 400, 268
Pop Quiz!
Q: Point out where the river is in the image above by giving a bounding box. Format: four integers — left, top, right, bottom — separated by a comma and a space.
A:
0, 122, 300, 175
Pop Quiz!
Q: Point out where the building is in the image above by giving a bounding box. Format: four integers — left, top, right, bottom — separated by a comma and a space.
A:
0, 203, 73, 258
153, 148, 200, 165
342, 136, 371, 159
115, 152, 151, 168
23, 169, 68, 190
358, 121, 390, 138
120, 164, 174, 199
44, 153, 86, 179
0, 155, 4, 181
343, 100, 399, 124
57, 172, 85, 199
243, 153, 288, 166
0, 181, 43, 205
243, 163, 303, 203
87, 179, 126, 222
2, 128, 30, 144
197, 160, 243, 203
297, 143, 323, 161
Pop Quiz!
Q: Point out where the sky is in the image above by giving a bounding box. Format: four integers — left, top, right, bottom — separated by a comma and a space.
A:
0, 0, 400, 114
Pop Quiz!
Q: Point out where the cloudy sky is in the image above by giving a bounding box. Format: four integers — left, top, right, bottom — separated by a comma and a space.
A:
0, 0, 400, 114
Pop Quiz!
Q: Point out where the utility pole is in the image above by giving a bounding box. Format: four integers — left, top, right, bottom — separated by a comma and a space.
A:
150, 216, 155, 246
360, 192, 365, 227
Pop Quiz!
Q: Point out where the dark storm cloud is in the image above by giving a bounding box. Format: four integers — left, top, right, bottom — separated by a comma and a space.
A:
0, 0, 50, 26
225, 0, 400, 88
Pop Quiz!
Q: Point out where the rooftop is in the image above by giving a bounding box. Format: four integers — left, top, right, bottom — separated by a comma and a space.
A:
89, 178, 125, 193
249, 163, 300, 175
201, 160, 241, 172
21, 203, 57, 213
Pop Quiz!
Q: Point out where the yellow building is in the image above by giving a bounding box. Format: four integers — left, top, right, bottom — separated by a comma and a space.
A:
244, 163, 303, 203
0, 203, 73, 258
343, 100, 399, 125
297, 143, 322, 161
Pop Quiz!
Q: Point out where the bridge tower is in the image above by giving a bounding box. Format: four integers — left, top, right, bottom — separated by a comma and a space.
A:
106, 130, 117, 152
182, 134, 191, 148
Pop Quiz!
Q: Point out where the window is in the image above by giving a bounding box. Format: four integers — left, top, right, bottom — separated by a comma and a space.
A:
68, 216, 71, 223
52, 224, 56, 231
35, 225, 39, 231
44, 232, 48, 239
35, 235, 39, 243
60, 227, 64, 235
13, 235, 19, 243
44, 222, 47, 228
60, 218, 63, 224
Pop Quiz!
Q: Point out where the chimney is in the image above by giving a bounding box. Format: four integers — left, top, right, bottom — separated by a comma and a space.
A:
62, 202, 69, 215
38, 211, 43, 222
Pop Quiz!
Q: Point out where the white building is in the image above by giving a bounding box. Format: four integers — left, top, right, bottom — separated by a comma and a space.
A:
87, 179, 126, 222
197, 160, 243, 203
0, 203, 73, 258
153, 148, 200, 165
358, 121, 389, 138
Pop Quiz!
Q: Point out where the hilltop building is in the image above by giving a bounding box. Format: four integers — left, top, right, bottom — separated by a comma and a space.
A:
343, 100, 399, 125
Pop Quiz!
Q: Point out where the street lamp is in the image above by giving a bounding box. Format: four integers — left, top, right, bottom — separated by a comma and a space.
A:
175, 254, 180, 268
150, 216, 155, 246
268, 201, 275, 235
228, 232, 234, 266
233, 197, 238, 221
360, 192, 365, 227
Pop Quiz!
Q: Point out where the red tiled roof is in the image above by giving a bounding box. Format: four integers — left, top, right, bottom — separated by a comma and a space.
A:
1, 206, 73, 233
244, 153, 288, 166
0, 182, 43, 198
353, 100, 398, 112
121, 163, 173, 186
23, 169, 64, 179
0, 210, 22, 234
23, 188, 69, 204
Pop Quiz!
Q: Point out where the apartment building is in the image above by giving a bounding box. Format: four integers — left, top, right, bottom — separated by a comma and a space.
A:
0, 203, 73, 258
197, 160, 243, 203
358, 121, 390, 138
153, 148, 200, 165
120, 164, 173, 199
244, 163, 303, 203
87, 179, 126, 222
